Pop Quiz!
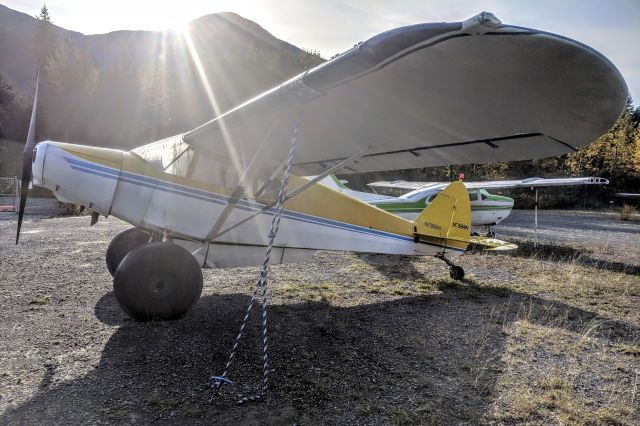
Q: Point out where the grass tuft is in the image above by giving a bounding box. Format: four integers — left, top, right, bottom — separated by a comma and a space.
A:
620, 204, 640, 221
29, 295, 51, 305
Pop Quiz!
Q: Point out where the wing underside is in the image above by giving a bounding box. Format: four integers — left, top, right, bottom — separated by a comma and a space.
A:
180, 13, 627, 178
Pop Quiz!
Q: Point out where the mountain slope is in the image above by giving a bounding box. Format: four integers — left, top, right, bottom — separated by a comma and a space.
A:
0, 4, 323, 147
0, 4, 84, 89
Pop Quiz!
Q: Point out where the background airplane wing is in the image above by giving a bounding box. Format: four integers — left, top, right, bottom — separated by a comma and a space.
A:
182, 12, 627, 177
367, 181, 443, 191
310, 175, 396, 201
461, 177, 610, 190
369, 177, 610, 191
616, 193, 640, 199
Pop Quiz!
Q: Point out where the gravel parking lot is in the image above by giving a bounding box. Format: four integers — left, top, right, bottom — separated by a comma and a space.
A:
1, 207, 638, 424
496, 209, 640, 264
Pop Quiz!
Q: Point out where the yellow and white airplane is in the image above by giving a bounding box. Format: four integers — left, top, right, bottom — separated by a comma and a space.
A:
16, 12, 627, 322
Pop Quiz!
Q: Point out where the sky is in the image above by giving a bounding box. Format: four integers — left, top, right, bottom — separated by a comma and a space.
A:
3, 0, 639, 103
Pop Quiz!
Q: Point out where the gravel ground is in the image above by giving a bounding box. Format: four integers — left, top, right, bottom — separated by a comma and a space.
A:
0, 209, 638, 424
495, 209, 640, 264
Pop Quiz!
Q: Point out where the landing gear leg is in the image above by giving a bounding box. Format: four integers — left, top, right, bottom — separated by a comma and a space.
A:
436, 255, 465, 281
485, 226, 495, 238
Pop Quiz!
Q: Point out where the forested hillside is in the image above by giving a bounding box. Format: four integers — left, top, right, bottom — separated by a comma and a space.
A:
0, 4, 323, 147
0, 4, 638, 205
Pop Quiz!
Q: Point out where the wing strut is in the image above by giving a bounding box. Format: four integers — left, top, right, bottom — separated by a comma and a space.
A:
210, 147, 370, 240
202, 121, 280, 244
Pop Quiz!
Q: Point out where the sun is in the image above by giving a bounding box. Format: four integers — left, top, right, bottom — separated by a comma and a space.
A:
166, 19, 191, 35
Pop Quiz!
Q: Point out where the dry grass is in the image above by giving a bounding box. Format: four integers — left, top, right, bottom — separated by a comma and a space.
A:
493, 242, 640, 325
620, 204, 640, 221
490, 317, 639, 425
29, 295, 51, 305
268, 246, 639, 424
468, 242, 640, 425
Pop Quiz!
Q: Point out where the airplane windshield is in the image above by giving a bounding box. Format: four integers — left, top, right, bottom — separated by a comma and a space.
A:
133, 135, 193, 177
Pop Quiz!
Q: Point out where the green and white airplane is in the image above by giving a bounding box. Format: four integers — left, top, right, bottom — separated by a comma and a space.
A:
317, 176, 609, 236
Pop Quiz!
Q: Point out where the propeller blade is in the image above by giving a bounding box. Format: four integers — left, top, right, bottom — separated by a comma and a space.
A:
16, 73, 39, 244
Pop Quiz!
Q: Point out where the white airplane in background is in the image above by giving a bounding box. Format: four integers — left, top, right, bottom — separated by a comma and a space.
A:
15, 12, 627, 325
351, 177, 609, 236
314, 175, 513, 234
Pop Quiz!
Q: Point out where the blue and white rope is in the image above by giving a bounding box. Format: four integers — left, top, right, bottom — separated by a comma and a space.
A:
212, 117, 300, 404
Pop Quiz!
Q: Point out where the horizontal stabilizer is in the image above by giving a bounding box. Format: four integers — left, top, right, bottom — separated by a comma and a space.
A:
470, 236, 517, 251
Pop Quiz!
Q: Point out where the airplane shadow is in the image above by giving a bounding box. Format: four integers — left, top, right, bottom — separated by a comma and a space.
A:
2, 284, 638, 424
500, 240, 640, 276
355, 252, 426, 280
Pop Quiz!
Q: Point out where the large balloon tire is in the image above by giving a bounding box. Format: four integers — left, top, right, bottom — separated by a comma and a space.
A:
106, 228, 150, 276
113, 242, 203, 321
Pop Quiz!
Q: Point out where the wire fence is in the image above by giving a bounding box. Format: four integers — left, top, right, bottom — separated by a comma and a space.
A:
0, 176, 19, 211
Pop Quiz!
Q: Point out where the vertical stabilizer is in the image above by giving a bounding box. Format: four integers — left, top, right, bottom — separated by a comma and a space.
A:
413, 181, 471, 252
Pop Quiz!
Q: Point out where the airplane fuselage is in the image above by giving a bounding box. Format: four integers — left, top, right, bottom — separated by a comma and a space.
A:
31, 141, 468, 267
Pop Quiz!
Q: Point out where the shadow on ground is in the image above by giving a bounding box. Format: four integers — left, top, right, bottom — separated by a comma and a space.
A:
2, 283, 638, 424
485, 240, 640, 276
356, 252, 427, 280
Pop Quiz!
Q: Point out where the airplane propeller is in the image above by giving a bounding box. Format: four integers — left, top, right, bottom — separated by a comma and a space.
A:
16, 73, 39, 244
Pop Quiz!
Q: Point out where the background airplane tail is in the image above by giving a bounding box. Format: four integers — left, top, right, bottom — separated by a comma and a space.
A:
413, 181, 471, 252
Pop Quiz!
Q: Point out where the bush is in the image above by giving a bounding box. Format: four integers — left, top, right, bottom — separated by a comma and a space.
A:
56, 201, 83, 216
619, 204, 639, 221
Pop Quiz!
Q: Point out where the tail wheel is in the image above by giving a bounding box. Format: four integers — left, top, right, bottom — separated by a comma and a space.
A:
113, 242, 203, 321
106, 227, 150, 276
449, 265, 465, 281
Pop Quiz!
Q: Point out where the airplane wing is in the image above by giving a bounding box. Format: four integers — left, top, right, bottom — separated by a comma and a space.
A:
181, 12, 627, 177
369, 177, 610, 191
367, 181, 444, 191
460, 177, 610, 190
617, 193, 640, 199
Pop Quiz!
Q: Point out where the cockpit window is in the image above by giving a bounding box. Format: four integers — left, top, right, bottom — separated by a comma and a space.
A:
133, 135, 194, 178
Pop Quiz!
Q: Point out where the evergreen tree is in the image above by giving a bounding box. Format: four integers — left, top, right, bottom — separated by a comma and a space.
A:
33, 4, 56, 71
0, 73, 29, 141
297, 49, 325, 71
42, 35, 99, 141
143, 66, 173, 140
633, 126, 640, 176
565, 96, 639, 190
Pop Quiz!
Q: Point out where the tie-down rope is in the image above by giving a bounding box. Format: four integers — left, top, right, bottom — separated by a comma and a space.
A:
211, 117, 300, 404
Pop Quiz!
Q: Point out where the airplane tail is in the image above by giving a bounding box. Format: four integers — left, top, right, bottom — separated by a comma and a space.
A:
412, 181, 517, 252
413, 181, 471, 253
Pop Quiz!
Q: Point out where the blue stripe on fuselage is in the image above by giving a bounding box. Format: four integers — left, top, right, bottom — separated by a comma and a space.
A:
64, 156, 466, 252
